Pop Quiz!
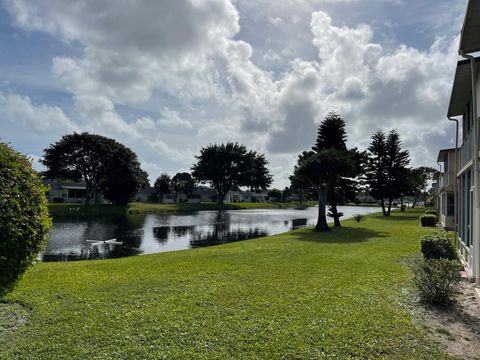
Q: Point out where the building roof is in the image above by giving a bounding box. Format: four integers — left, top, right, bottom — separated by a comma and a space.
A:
61, 185, 86, 190
437, 148, 456, 163
459, 0, 480, 54
447, 58, 480, 117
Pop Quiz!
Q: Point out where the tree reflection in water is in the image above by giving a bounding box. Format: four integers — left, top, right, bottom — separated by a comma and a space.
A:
190, 211, 267, 248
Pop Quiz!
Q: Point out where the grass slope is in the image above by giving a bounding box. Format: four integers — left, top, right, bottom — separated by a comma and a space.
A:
0, 209, 450, 359
48, 201, 314, 218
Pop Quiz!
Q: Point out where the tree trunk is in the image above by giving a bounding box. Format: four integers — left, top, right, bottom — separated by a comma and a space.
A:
400, 197, 405, 212
411, 198, 417, 208
218, 192, 224, 205
380, 198, 387, 216
84, 183, 92, 205
330, 203, 341, 227
387, 197, 392, 216
313, 187, 330, 232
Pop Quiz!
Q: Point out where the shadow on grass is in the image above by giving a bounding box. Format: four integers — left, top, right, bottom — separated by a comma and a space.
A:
291, 226, 389, 244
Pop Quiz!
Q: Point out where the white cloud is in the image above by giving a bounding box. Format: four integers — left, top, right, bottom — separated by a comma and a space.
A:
0, 93, 78, 134
2, 1, 464, 187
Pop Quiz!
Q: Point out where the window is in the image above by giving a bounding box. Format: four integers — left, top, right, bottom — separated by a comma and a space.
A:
463, 99, 473, 139
68, 189, 86, 199
447, 193, 454, 217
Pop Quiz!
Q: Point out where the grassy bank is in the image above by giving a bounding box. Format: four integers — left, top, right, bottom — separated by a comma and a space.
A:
48, 201, 315, 218
0, 208, 450, 359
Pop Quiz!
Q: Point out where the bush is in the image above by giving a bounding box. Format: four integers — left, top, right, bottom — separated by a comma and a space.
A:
353, 214, 364, 223
425, 209, 438, 216
420, 214, 436, 227
411, 257, 460, 305
420, 231, 457, 260
0, 143, 52, 298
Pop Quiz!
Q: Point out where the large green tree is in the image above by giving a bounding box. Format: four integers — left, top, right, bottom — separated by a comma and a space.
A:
42, 132, 148, 205
0, 143, 51, 297
312, 112, 362, 226
293, 149, 354, 232
171, 172, 196, 202
364, 129, 410, 215
154, 173, 172, 202
406, 166, 438, 208
99, 145, 149, 205
192, 143, 272, 205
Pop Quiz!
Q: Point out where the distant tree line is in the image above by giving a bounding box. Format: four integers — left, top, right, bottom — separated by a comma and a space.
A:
40, 124, 432, 215
41, 133, 273, 206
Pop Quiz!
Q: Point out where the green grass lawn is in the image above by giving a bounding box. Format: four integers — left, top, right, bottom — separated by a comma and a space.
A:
47, 201, 315, 218
0, 209, 450, 359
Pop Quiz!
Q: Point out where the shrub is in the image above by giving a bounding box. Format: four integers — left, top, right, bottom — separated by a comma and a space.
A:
420, 232, 457, 260
411, 257, 460, 305
425, 209, 438, 216
420, 214, 436, 227
0, 143, 52, 298
353, 214, 364, 223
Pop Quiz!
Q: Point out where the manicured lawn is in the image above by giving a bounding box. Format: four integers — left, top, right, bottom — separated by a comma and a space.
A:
48, 201, 314, 218
0, 209, 450, 359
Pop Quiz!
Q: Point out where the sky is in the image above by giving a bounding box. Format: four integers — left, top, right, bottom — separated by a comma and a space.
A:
0, 0, 469, 188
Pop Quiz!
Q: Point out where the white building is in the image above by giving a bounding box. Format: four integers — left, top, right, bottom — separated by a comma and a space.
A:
224, 190, 269, 203
446, 0, 480, 281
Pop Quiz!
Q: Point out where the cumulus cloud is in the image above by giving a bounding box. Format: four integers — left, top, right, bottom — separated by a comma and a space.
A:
1, 0, 463, 186
0, 93, 78, 134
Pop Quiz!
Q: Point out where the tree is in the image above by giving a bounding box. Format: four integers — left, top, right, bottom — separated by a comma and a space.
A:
154, 173, 172, 202
289, 174, 308, 204
407, 167, 438, 208
244, 151, 273, 191
293, 149, 354, 232
313, 112, 362, 226
282, 186, 291, 202
171, 172, 196, 202
268, 188, 282, 202
0, 143, 52, 297
98, 145, 149, 206
42, 132, 148, 205
313, 112, 347, 152
364, 129, 410, 216
192, 143, 272, 205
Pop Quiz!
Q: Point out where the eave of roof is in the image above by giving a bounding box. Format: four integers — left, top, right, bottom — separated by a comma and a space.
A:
447, 58, 480, 117
437, 148, 456, 163
459, 0, 480, 54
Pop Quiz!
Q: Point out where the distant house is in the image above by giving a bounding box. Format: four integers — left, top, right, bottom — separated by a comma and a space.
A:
435, 149, 456, 230
42, 179, 107, 204
224, 190, 269, 203
444, 0, 480, 281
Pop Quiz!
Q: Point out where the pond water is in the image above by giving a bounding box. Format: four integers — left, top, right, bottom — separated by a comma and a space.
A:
41, 206, 381, 262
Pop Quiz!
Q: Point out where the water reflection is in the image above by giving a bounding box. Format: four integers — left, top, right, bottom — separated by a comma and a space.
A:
41, 206, 381, 262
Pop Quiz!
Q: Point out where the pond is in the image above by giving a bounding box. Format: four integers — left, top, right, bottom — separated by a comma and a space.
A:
41, 206, 381, 262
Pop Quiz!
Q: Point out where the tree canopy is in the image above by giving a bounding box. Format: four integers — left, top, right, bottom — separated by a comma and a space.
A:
191, 142, 272, 205
41, 132, 148, 205
154, 173, 172, 196
364, 129, 410, 215
171, 172, 196, 202
407, 166, 438, 207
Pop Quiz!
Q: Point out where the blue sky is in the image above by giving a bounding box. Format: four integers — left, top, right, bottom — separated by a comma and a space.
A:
0, 0, 468, 187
